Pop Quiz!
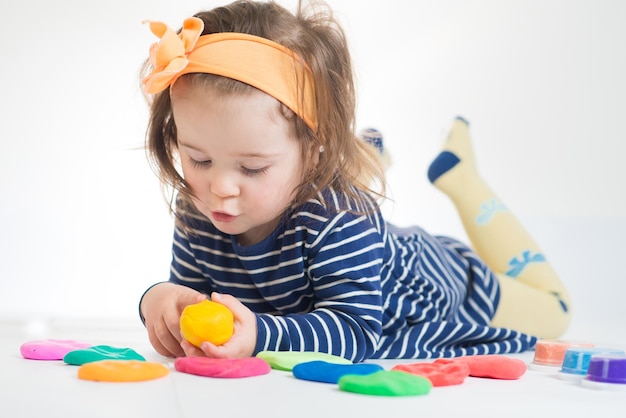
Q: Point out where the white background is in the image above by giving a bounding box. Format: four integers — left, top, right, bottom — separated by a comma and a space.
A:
1, 0, 625, 343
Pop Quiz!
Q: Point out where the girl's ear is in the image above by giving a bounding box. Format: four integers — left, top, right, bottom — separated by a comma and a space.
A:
305, 143, 323, 172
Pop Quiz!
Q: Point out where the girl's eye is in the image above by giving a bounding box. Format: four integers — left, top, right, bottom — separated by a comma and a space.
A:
189, 158, 211, 168
242, 166, 268, 176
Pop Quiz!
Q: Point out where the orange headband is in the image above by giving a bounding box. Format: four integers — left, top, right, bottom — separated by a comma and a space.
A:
142, 17, 318, 132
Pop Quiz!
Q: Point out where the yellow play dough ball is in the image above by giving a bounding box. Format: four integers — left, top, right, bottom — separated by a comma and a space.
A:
180, 300, 234, 347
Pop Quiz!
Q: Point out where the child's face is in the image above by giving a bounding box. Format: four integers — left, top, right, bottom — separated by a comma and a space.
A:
171, 82, 305, 246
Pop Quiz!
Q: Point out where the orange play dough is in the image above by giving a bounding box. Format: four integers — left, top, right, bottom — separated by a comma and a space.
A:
78, 360, 169, 382
180, 300, 234, 347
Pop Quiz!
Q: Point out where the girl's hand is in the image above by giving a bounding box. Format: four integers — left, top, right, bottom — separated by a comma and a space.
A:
181, 292, 257, 358
140, 282, 206, 358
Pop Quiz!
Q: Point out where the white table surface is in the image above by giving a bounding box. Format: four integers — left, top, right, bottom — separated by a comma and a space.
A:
2, 317, 626, 418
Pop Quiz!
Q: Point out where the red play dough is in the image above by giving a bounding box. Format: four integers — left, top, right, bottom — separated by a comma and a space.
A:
452, 355, 527, 379
175, 357, 271, 378
392, 359, 470, 386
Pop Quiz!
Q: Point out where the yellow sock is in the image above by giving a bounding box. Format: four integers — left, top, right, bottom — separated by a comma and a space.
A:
427, 117, 571, 338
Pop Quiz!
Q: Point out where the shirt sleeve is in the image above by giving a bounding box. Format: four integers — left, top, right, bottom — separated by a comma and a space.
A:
253, 210, 386, 362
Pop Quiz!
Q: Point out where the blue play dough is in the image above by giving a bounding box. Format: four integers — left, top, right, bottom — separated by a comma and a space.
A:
292, 360, 384, 384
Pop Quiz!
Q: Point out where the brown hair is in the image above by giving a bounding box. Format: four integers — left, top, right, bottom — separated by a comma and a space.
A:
142, 0, 385, 221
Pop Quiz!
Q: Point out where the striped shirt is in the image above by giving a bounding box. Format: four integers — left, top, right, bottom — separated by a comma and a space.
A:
167, 187, 536, 362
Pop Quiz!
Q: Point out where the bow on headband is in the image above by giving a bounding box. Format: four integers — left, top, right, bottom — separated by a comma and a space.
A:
142, 17, 318, 132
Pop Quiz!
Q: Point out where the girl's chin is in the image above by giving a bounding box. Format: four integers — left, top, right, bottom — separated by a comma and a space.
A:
210, 221, 242, 236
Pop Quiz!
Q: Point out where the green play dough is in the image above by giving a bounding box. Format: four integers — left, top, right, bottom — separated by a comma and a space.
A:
256, 350, 352, 371
338, 370, 432, 396
63, 345, 146, 365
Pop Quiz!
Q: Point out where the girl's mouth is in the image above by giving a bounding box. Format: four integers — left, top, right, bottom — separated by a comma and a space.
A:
211, 211, 238, 223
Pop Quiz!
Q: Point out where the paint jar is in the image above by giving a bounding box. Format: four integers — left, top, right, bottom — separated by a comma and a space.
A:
581, 353, 626, 391
528, 339, 594, 372
558, 347, 624, 381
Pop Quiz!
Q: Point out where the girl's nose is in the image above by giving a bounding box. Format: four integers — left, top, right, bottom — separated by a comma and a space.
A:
209, 170, 239, 198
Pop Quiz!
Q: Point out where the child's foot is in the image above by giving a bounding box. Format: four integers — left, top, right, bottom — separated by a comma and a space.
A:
359, 127, 392, 170
427, 117, 479, 193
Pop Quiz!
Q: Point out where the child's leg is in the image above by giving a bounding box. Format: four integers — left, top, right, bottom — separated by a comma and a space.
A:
427, 117, 571, 338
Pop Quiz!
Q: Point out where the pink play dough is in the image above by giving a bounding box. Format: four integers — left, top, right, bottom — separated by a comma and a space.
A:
175, 357, 271, 378
20, 339, 92, 360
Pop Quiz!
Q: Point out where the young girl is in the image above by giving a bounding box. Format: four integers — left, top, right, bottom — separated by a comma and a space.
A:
138, 0, 571, 362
